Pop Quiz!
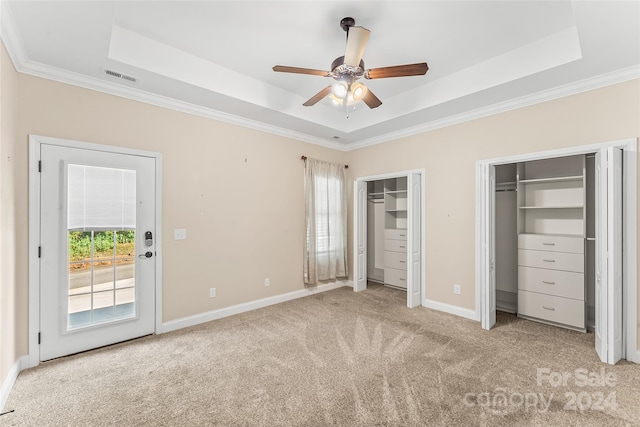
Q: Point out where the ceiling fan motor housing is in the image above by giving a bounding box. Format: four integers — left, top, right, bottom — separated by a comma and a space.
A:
330, 56, 365, 84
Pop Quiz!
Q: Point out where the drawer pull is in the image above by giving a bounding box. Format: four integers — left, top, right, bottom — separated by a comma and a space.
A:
399, 278, 405, 281
542, 259, 556, 263
399, 246, 406, 249
542, 306, 556, 311
399, 234, 406, 237
542, 242, 555, 246
542, 281, 556, 285
399, 260, 406, 263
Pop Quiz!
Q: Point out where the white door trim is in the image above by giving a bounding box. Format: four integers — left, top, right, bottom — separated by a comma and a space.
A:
475, 138, 638, 364
353, 169, 425, 309
27, 134, 163, 368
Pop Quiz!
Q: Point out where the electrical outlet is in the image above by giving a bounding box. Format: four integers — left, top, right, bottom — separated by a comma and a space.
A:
453, 284, 461, 295
174, 228, 187, 240
209, 288, 216, 298
264, 278, 270, 287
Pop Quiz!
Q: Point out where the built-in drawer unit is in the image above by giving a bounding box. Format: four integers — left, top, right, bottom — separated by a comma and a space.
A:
518, 234, 584, 253
518, 266, 584, 300
517, 233, 585, 331
384, 229, 408, 241
384, 251, 407, 270
518, 249, 584, 273
518, 290, 585, 329
384, 268, 407, 289
384, 239, 407, 253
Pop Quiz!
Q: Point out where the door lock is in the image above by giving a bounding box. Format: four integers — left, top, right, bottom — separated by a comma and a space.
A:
138, 251, 153, 259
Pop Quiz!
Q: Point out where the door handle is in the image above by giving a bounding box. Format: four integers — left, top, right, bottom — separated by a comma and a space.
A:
138, 251, 153, 259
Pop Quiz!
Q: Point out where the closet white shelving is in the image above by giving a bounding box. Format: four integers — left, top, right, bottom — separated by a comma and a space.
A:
516, 155, 587, 331
367, 178, 408, 290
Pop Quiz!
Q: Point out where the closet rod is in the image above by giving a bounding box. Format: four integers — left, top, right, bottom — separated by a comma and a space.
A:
301, 156, 348, 169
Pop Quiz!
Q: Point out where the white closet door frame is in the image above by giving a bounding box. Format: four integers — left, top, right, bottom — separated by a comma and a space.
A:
28, 135, 164, 368
353, 169, 425, 309
480, 163, 497, 329
595, 147, 623, 364
476, 138, 637, 365
406, 172, 422, 308
354, 180, 367, 292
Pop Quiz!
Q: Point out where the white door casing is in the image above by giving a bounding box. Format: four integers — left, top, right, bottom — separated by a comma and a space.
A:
354, 180, 367, 292
595, 147, 623, 364
481, 164, 497, 329
38, 141, 158, 361
407, 173, 422, 308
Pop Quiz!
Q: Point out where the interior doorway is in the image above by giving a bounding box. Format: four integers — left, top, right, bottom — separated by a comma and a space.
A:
353, 170, 425, 308
476, 139, 638, 365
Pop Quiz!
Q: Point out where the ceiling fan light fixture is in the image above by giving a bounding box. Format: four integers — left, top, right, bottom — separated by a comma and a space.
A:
331, 82, 348, 99
351, 82, 368, 101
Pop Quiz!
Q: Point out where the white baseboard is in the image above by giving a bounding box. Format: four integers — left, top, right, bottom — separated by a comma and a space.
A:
422, 298, 480, 322
161, 280, 350, 334
0, 356, 28, 413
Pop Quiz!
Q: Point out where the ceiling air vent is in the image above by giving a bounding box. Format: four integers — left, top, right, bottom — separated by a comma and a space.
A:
105, 69, 138, 83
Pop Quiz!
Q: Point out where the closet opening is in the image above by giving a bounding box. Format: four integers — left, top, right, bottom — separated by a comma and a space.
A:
494, 154, 596, 332
353, 170, 425, 308
477, 139, 638, 365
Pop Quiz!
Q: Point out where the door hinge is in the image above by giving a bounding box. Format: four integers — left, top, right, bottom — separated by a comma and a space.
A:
38, 332, 41, 344
38, 246, 41, 258
38, 160, 42, 172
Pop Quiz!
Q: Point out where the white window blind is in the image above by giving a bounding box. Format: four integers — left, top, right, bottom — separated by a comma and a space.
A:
67, 164, 136, 231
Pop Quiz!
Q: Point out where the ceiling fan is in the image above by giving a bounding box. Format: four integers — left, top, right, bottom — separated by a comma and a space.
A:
273, 17, 428, 110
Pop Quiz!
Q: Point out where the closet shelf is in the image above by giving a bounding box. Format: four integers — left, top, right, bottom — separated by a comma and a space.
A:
385, 190, 407, 195
519, 175, 583, 184
520, 205, 583, 210
369, 192, 384, 197
385, 209, 407, 213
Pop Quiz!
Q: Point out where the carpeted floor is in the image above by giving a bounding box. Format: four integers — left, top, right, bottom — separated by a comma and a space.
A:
3, 284, 640, 426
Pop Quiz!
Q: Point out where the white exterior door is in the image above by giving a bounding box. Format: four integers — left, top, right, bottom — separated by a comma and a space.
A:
354, 180, 367, 292
482, 164, 497, 329
406, 173, 422, 308
595, 147, 623, 364
39, 144, 156, 361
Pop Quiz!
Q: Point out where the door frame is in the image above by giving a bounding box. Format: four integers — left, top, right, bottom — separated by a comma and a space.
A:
352, 169, 425, 308
27, 135, 163, 368
475, 138, 638, 364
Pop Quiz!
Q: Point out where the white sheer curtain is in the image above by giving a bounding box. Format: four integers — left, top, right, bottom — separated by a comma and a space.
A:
304, 158, 348, 285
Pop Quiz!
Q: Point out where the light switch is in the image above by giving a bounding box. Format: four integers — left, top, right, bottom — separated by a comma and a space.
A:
174, 228, 187, 240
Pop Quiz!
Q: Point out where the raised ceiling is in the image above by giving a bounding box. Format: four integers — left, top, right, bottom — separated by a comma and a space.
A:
2, 1, 639, 150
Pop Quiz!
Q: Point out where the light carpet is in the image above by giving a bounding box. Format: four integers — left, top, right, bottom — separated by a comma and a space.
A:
3, 284, 640, 426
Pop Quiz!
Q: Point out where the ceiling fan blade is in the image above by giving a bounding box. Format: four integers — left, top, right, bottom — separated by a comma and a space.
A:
362, 88, 382, 109
303, 86, 332, 106
344, 26, 370, 67
272, 66, 330, 77
365, 62, 429, 79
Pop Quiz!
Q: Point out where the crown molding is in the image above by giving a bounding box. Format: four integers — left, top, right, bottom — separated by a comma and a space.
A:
344, 65, 640, 151
21, 60, 346, 151
2, 3, 638, 153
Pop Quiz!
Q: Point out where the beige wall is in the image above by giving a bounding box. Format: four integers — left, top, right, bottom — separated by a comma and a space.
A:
11, 70, 345, 357
2, 35, 640, 381
1, 44, 19, 385
345, 79, 640, 323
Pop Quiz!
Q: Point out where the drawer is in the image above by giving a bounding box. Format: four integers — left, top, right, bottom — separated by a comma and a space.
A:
518, 249, 584, 273
518, 234, 584, 254
384, 239, 407, 253
384, 229, 408, 241
384, 251, 407, 270
518, 290, 585, 329
384, 268, 407, 289
518, 266, 584, 300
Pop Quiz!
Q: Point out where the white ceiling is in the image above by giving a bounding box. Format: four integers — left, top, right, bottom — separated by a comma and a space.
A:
2, 1, 639, 150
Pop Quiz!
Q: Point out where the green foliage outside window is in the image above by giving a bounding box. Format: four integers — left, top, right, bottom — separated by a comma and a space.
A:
68, 230, 135, 261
